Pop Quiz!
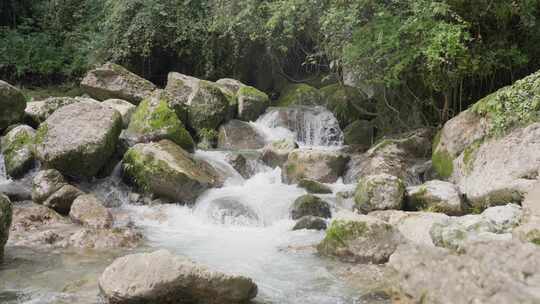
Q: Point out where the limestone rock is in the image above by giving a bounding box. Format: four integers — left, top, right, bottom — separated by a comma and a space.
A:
24, 97, 90, 126
354, 174, 405, 213
261, 139, 298, 168
283, 149, 349, 184
102, 99, 136, 128
69, 194, 113, 229
237, 86, 269, 121
42, 184, 83, 215
217, 120, 265, 150
406, 180, 464, 215
31, 169, 66, 204
0, 80, 26, 130
290, 194, 331, 219
1, 125, 36, 177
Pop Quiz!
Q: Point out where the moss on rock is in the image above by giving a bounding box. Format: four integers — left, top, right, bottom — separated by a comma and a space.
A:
320, 84, 376, 128
237, 86, 269, 121
277, 83, 322, 107
432, 149, 454, 179
1, 125, 36, 177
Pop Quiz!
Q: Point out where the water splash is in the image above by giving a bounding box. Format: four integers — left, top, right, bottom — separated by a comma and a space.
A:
253, 106, 344, 147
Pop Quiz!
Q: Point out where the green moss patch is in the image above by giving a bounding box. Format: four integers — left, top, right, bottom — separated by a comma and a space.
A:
432, 149, 454, 179
277, 83, 322, 107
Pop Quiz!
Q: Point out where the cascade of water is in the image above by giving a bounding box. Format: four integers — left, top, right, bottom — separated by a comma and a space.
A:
253, 106, 344, 147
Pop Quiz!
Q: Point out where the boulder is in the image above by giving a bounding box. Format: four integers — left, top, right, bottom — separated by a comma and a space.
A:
60, 227, 142, 250
187, 81, 231, 133
224, 151, 262, 179
343, 120, 374, 147
277, 83, 322, 107
34, 101, 123, 179
1, 125, 36, 177
389, 240, 540, 304
81, 62, 156, 104
283, 149, 349, 184
261, 139, 298, 168
98, 250, 258, 304
513, 184, 540, 243
290, 194, 331, 219
0, 194, 12, 260
69, 194, 113, 229
102, 99, 136, 128
164, 72, 201, 106
298, 178, 332, 194
317, 211, 403, 264
319, 84, 377, 128
344, 128, 433, 185
216, 78, 244, 94
217, 120, 265, 150
236, 86, 269, 121
42, 184, 83, 215
24, 97, 92, 126
31, 169, 66, 204
122, 140, 220, 203
293, 216, 327, 230
354, 174, 405, 213
430, 204, 522, 251
0, 80, 26, 130
122, 90, 194, 152
406, 180, 464, 215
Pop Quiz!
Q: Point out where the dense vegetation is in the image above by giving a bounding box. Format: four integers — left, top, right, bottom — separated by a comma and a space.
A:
1, 0, 539, 129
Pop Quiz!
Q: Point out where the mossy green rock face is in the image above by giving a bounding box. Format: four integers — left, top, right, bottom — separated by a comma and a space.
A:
187, 81, 230, 133
354, 174, 405, 213
81, 62, 156, 104
0, 80, 26, 130
277, 84, 322, 107
34, 101, 123, 179
317, 212, 403, 264
122, 140, 220, 203
298, 178, 332, 194
1, 125, 36, 178
343, 120, 374, 146
0, 194, 12, 261
293, 216, 327, 231
319, 84, 376, 128
125, 90, 194, 152
237, 86, 269, 121
290, 194, 331, 219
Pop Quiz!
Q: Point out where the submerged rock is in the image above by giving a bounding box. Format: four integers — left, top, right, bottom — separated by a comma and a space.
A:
0, 194, 12, 260
217, 119, 265, 150
98, 250, 258, 304
317, 212, 403, 264
291, 194, 331, 220
60, 227, 141, 250
31, 169, 66, 204
34, 101, 123, 179
206, 197, 259, 226
298, 178, 332, 194
390, 240, 540, 304
122, 140, 220, 203
354, 174, 405, 213
406, 180, 464, 215
69, 194, 113, 229
0, 80, 26, 130
42, 184, 83, 215
237, 85, 269, 121
1, 125, 36, 178
81, 62, 156, 104
293, 216, 327, 231
102, 99, 136, 128
283, 149, 349, 184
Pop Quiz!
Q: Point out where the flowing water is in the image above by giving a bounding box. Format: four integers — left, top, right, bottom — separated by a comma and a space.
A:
0, 106, 386, 304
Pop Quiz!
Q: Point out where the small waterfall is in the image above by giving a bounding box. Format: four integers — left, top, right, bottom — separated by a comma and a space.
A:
254, 106, 344, 147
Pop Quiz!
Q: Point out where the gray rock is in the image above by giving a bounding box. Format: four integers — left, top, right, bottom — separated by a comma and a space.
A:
354, 174, 405, 213
291, 194, 331, 219
102, 99, 136, 128
389, 240, 540, 304
24, 97, 89, 126
42, 184, 83, 215
406, 180, 464, 215
31, 169, 66, 204
0, 194, 12, 260
293, 216, 327, 230
69, 194, 113, 229
298, 178, 332, 194
261, 139, 298, 168
0, 180, 32, 201
283, 148, 349, 184
513, 183, 540, 243
34, 101, 123, 179
237, 86, 269, 121
0, 80, 26, 130
81, 62, 156, 104
216, 78, 244, 94
122, 140, 220, 203
98, 250, 258, 304
1, 125, 36, 177
217, 120, 265, 150
59, 227, 142, 250
317, 211, 403, 264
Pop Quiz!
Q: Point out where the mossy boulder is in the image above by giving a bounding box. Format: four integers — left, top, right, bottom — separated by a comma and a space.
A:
0, 80, 26, 130
354, 174, 405, 213
237, 86, 270, 121
293, 216, 327, 231
298, 178, 332, 194
319, 84, 376, 128
34, 101, 123, 179
217, 120, 265, 150
343, 120, 374, 146
317, 212, 403, 264
122, 140, 220, 204
277, 84, 322, 107
31, 169, 66, 204
290, 194, 331, 219
0, 194, 12, 261
81, 62, 156, 104
406, 180, 464, 215
188, 81, 230, 133
1, 125, 36, 178
283, 149, 349, 184
216, 78, 244, 94
42, 184, 83, 215
123, 90, 194, 152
